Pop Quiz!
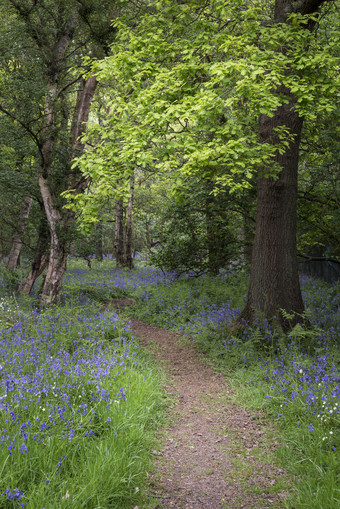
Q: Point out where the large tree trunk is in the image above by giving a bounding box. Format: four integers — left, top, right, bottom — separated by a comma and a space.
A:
237, 0, 326, 330
123, 176, 135, 269
238, 90, 305, 329
7, 196, 33, 271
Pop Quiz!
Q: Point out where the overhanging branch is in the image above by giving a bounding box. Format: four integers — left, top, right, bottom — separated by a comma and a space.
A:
298, 253, 340, 265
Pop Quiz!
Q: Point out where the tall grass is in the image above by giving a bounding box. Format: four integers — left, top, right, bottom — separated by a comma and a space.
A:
0, 260, 167, 508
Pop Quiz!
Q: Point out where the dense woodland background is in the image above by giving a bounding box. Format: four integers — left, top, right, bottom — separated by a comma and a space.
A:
0, 0, 339, 323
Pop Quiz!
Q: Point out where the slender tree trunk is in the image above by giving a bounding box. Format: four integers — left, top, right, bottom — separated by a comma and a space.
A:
95, 222, 104, 261
26, 6, 96, 306
35, 23, 72, 305
39, 76, 97, 305
19, 251, 49, 295
124, 176, 135, 269
38, 176, 68, 305
19, 217, 49, 294
145, 219, 152, 254
206, 192, 219, 276
114, 199, 125, 266
7, 196, 33, 271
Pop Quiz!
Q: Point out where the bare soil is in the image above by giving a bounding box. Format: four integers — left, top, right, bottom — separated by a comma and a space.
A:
129, 318, 289, 509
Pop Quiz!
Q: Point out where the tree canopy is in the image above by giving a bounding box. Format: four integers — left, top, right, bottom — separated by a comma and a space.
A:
0, 0, 339, 324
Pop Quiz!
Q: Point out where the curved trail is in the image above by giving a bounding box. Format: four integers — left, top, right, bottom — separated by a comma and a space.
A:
129, 318, 288, 509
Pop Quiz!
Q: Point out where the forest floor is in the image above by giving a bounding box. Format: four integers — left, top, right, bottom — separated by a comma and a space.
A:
129, 317, 290, 509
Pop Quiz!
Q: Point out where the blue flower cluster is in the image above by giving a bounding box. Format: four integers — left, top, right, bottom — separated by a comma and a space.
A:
64, 265, 176, 291
0, 306, 136, 506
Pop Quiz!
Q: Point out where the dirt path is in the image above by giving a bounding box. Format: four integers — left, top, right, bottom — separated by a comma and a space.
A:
129, 318, 288, 509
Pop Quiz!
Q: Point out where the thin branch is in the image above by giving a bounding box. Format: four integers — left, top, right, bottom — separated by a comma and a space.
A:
0, 104, 43, 158
57, 75, 82, 97
298, 253, 340, 265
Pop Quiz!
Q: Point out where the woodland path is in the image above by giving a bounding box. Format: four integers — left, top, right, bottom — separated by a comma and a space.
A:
129, 318, 289, 509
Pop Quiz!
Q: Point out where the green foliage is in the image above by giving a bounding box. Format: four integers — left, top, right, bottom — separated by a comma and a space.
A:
0, 264, 21, 291
132, 270, 248, 330
297, 106, 340, 259
72, 0, 339, 217
150, 186, 239, 275
63, 277, 130, 304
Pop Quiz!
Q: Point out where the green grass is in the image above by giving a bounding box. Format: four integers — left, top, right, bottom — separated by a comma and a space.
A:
0, 262, 169, 508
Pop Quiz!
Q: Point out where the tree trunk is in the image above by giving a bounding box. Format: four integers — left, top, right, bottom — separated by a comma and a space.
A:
114, 199, 125, 266
238, 91, 305, 329
39, 76, 97, 305
23, 6, 95, 306
7, 196, 33, 271
206, 191, 220, 276
145, 218, 152, 254
19, 217, 49, 294
95, 222, 104, 261
34, 20, 73, 305
124, 176, 135, 269
237, 0, 327, 330
38, 175, 68, 305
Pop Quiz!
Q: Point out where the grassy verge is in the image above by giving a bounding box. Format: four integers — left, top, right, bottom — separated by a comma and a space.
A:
0, 261, 168, 508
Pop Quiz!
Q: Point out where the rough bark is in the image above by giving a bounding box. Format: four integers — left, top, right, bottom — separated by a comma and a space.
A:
239, 89, 305, 329
238, 0, 327, 330
7, 196, 33, 271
